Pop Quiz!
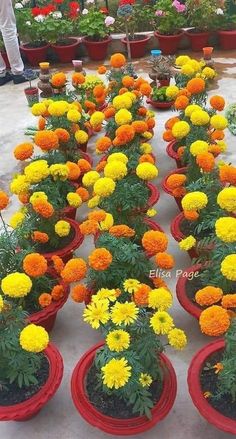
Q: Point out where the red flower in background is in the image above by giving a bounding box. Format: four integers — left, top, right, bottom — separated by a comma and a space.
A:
53, 0, 64, 3
100, 7, 109, 14
69, 1, 80, 18
32, 4, 56, 16
31, 7, 42, 16
119, 0, 135, 5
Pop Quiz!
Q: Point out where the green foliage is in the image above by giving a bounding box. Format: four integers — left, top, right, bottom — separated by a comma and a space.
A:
42, 16, 75, 44
153, 0, 187, 35
114, 3, 155, 37
216, 320, 236, 401
185, 0, 220, 31
151, 86, 172, 102
75, 8, 113, 41
16, 9, 48, 45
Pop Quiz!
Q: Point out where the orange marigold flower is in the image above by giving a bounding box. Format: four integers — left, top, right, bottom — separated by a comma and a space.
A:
163, 130, 175, 142
51, 72, 66, 88
66, 161, 81, 180
142, 230, 168, 255
93, 124, 102, 133
139, 82, 152, 96
61, 258, 87, 283
80, 219, 99, 235
96, 136, 112, 152
208, 144, 222, 157
85, 100, 96, 111
38, 116, 46, 131
19, 192, 30, 204
34, 130, 59, 151
32, 199, 54, 218
14, 142, 34, 161
77, 159, 92, 174
165, 117, 180, 130
133, 283, 151, 307
196, 152, 215, 172
51, 255, 64, 274
139, 154, 155, 164
183, 210, 199, 221
174, 95, 189, 110
155, 252, 175, 269
32, 231, 49, 244
177, 88, 191, 98
195, 286, 223, 306
122, 75, 134, 87
187, 78, 205, 95
39, 293, 52, 308
23, 253, 47, 277
71, 284, 89, 303
134, 77, 146, 89
146, 118, 155, 130
118, 87, 128, 95
115, 125, 135, 145
103, 106, 116, 119
72, 72, 85, 85
76, 187, 89, 201
96, 160, 107, 172
110, 53, 126, 68
166, 174, 187, 189
152, 276, 168, 289
211, 130, 225, 141
221, 294, 236, 309
210, 95, 225, 111
96, 94, 106, 105
89, 248, 113, 271
213, 362, 224, 374
138, 107, 147, 116
177, 146, 185, 158
51, 285, 64, 301
88, 210, 106, 222
109, 225, 135, 238
199, 305, 230, 336
172, 187, 186, 197
219, 165, 236, 185
98, 65, 107, 74
0, 191, 9, 210
93, 84, 105, 98
54, 128, 70, 143
132, 121, 148, 134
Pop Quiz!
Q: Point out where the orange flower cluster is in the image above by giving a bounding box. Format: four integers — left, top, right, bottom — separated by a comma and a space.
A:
199, 305, 230, 336
39, 293, 52, 308
183, 210, 199, 221
210, 95, 225, 111
139, 154, 155, 164
195, 286, 223, 307
66, 161, 81, 180
142, 230, 168, 255
51, 72, 67, 88
98, 65, 107, 74
155, 252, 175, 269
51, 255, 65, 274
88, 210, 106, 222
88, 248, 113, 271
219, 165, 236, 185
110, 53, 126, 68
132, 121, 148, 134
76, 187, 89, 201
221, 294, 236, 309
0, 191, 9, 210
133, 283, 151, 307
113, 125, 135, 146
71, 284, 90, 303
51, 285, 64, 301
186, 78, 205, 95
32, 199, 54, 218
72, 72, 85, 86
61, 258, 87, 283
14, 143, 34, 161
96, 136, 112, 153
80, 219, 99, 235
109, 225, 135, 238
77, 159, 91, 174
23, 253, 48, 277
34, 130, 59, 151
196, 152, 215, 173
54, 128, 70, 143
174, 95, 189, 110
32, 231, 49, 244
166, 173, 187, 197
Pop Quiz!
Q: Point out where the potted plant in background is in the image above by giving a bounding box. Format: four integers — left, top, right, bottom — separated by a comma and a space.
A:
216, 2, 236, 50
154, 0, 186, 55
147, 86, 174, 109
148, 51, 175, 88
185, 0, 220, 51
23, 69, 39, 107
76, 3, 115, 61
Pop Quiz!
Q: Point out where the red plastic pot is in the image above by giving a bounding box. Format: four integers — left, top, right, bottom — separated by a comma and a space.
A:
0, 343, 63, 421
83, 36, 111, 61
20, 43, 50, 67
166, 141, 182, 168
154, 31, 184, 55
161, 167, 187, 211
218, 30, 236, 50
185, 30, 210, 52
51, 38, 79, 63
42, 218, 84, 264
188, 339, 236, 434
121, 35, 150, 58
71, 341, 177, 435
176, 264, 202, 319
158, 78, 170, 87
146, 98, 174, 110
1, 50, 10, 69
24, 86, 39, 107
171, 212, 198, 260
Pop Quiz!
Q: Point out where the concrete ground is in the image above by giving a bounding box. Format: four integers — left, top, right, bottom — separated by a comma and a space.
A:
0, 51, 236, 439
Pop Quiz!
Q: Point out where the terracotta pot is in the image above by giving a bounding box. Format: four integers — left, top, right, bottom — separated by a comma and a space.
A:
158, 78, 170, 87
83, 36, 111, 61
0, 343, 63, 421
154, 31, 184, 55
121, 35, 151, 58
42, 218, 83, 264
188, 339, 236, 434
161, 167, 188, 211
166, 141, 182, 168
176, 264, 202, 319
51, 38, 79, 63
20, 43, 50, 67
1, 50, 10, 69
218, 30, 236, 50
71, 341, 177, 435
171, 212, 198, 260
146, 98, 174, 110
185, 30, 210, 52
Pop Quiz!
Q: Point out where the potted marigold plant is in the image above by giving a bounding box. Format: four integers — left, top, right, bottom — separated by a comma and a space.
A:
153, 0, 186, 55
0, 299, 63, 421
147, 86, 174, 109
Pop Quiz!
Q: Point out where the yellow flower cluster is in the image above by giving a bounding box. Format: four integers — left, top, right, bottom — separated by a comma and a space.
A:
136, 162, 158, 180
182, 191, 208, 211
1, 272, 32, 298
215, 217, 236, 243
217, 187, 236, 212
93, 177, 116, 197
67, 193, 82, 208
24, 160, 49, 184
115, 109, 132, 126
104, 161, 128, 181
221, 255, 236, 281
50, 164, 69, 181
179, 235, 196, 251
20, 324, 49, 353
190, 140, 209, 156
172, 121, 190, 139
55, 220, 71, 237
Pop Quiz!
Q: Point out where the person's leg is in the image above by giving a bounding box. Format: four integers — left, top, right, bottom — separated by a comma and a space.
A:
0, 0, 24, 75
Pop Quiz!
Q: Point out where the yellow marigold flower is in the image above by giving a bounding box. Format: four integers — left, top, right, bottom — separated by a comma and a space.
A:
139, 373, 153, 387
181, 64, 195, 76
123, 279, 140, 294
215, 217, 236, 242
31, 102, 47, 116
107, 152, 128, 164
19, 324, 49, 353
10, 174, 30, 195
172, 121, 190, 139
202, 67, 216, 79
83, 299, 110, 329
67, 109, 81, 123
210, 115, 228, 130
182, 192, 208, 211
48, 101, 69, 117
136, 162, 158, 180
115, 109, 132, 126
175, 55, 191, 66
142, 131, 153, 140
94, 177, 116, 197
101, 357, 132, 389
166, 85, 179, 100
67, 192, 82, 208
29, 191, 48, 204
190, 110, 210, 126
82, 170, 100, 187
148, 288, 173, 310
75, 130, 89, 144
147, 208, 157, 217
217, 187, 236, 212
140, 143, 152, 154
90, 111, 105, 127
168, 328, 187, 350
113, 94, 133, 110
190, 140, 209, 156
1, 273, 32, 298
185, 104, 202, 117
24, 160, 49, 184
179, 235, 196, 251
150, 311, 174, 334
88, 195, 100, 208
221, 254, 236, 281
106, 329, 130, 352
50, 164, 69, 181
104, 161, 127, 181
111, 301, 139, 325
0, 295, 4, 312
55, 220, 71, 237
9, 211, 25, 229
99, 213, 114, 231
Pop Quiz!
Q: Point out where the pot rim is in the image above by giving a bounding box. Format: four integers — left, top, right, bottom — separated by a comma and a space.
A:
176, 263, 202, 319
51, 37, 79, 49
185, 29, 210, 36
154, 30, 185, 38
83, 36, 112, 44
20, 43, 50, 51
121, 35, 151, 44
146, 98, 174, 108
